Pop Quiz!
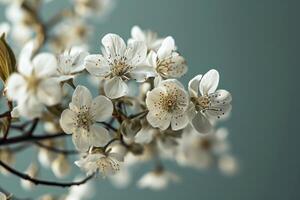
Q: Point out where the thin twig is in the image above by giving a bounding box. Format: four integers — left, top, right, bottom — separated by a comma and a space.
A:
0, 133, 69, 146
99, 122, 118, 132
0, 160, 94, 187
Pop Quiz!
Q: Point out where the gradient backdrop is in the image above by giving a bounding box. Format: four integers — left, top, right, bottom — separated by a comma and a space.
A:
0, 0, 299, 200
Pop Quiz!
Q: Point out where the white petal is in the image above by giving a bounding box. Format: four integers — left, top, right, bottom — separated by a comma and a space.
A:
90, 95, 113, 122
199, 69, 219, 95
131, 26, 145, 41
192, 113, 212, 133
171, 113, 189, 130
72, 130, 90, 152
206, 90, 232, 118
166, 54, 187, 78
89, 124, 111, 147
157, 36, 175, 60
37, 78, 61, 106
84, 54, 110, 77
146, 50, 158, 68
188, 74, 202, 97
32, 53, 57, 77
102, 33, 126, 58
59, 109, 77, 134
18, 96, 44, 119
71, 85, 93, 110
6, 73, 27, 101
145, 87, 165, 112
146, 112, 171, 130
104, 77, 128, 99
130, 66, 156, 82
18, 40, 34, 76
125, 41, 147, 66
69, 48, 89, 73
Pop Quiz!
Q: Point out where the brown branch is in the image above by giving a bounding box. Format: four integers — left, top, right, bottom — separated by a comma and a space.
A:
0, 160, 94, 187
0, 111, 10, 118
2, 101, 13, 140
0, 133, 69, 146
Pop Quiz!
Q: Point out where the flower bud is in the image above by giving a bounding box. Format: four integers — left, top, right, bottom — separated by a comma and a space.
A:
0, 34, 16, 84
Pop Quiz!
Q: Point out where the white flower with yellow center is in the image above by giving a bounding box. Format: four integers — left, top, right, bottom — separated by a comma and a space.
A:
146, 36, 187, 83
128, 25, 164, 51
6, 41, 62, 119
59, 85, 113, 151
56, 47, 89, 82
188, 69, 232, 133
84, 33, 147, 99
146, 79, 190, 131
75, 149, 123, 177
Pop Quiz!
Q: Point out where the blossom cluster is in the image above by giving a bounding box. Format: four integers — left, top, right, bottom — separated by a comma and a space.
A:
0, 0, 237, 198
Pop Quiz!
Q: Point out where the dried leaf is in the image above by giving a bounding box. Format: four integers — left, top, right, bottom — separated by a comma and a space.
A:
0, 33, 16, 84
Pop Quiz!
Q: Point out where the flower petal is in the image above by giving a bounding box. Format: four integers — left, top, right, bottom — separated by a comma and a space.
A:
146, 112, 171, 130
130, 26, 145, 41
125, 41, 147, 66
37, 78, 61, 106
72, 130, 90, 152
18, 96, 44, 119
157, 36, 175, 60
84, 54, 110, 77
102, 33, 126, 58
59, 109, 77, 134
199, 69, 219, 95
32, 53, 58, 77
130, 65, 156, 82
171, 113, 189, 130
90, 95, 113, 122
71, 85, 93, 110
188, 74, 202, 97
89, 124, 111, 147
191, 113, 212, 133
104, 77, 128, 99
6, 73, 27, 101
18, 40, 34, 76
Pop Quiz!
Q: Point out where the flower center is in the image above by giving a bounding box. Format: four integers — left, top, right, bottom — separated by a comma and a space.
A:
97, 156, 120, 176
76, 110, 93, 131
25, 74, 40, 93
162, 95, 177, 112
156, 58, 174, 78
192, 96, 211, 111
110, 59, 129, 77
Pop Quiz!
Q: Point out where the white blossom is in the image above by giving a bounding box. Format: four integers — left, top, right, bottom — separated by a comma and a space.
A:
56, 47, 89, 82
188, 69, 232, 133
84, 33, 147, 99
137, 170, 180, 190
75, 149, 123, 177
146, 36, 187, 83
60, 85, 113, 151
6, 41, 62, 119
73, 0, 115, 18
146, 79, 190, 130
128, 25, 164, 51
51, 155, 71, 178
65, 176, 95, 200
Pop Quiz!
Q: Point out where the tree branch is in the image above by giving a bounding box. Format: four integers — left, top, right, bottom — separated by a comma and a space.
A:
0, 133, 69, 146
0, 160, 94, 188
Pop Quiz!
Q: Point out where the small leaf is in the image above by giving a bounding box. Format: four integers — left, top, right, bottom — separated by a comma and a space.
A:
0, 34, 16, 84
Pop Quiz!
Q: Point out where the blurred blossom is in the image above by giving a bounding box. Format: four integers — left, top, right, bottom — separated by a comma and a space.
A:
73, 0, 115, 18
0, 192, 7, 200
0, 22, 10, 36
51, 155, 71, 178
218, 155, 239, 176
0, 148, 15, 175
137, 169, 180, 190
21, 163, 39, 190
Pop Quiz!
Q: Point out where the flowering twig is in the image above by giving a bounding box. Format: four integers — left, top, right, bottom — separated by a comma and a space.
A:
0, 160, 94, 187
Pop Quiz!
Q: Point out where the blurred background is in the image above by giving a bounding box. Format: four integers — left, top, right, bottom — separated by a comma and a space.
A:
0, 0, 299, 199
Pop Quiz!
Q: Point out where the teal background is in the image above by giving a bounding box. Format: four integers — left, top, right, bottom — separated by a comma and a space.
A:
1, 0, 299, 199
